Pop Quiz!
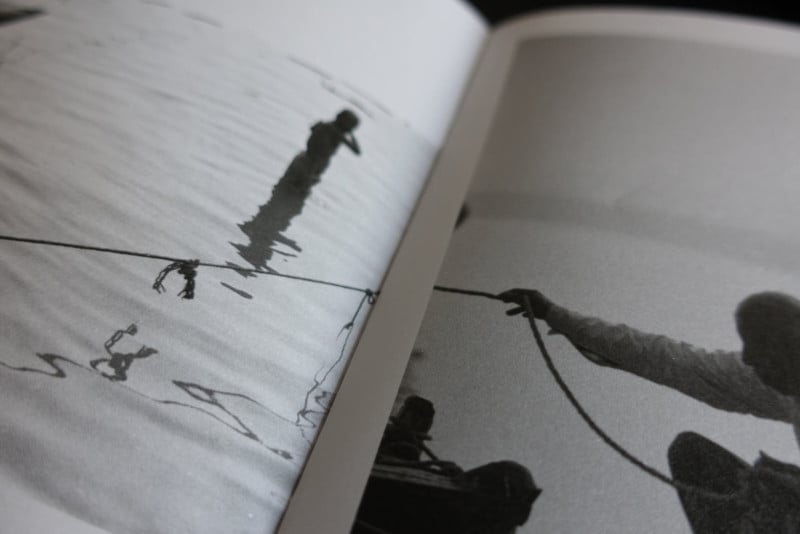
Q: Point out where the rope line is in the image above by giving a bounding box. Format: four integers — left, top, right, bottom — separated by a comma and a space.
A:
295, 290, 375, 433
0, 234, 375, 296
519, 295, 673, 486
0, 234, 180, 261
198, 260, 371, 294
432, 285, 735, 501
432, 284, 501, 301
0, 232, 739, 500
520, 295, 737, 500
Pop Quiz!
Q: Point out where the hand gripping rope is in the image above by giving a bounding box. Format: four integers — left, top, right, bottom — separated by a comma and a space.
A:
433, 285, 736, 502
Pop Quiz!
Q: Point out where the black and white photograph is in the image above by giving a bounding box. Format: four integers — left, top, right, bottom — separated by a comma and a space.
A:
353, 34, 800, 533
0, 0, 473, 532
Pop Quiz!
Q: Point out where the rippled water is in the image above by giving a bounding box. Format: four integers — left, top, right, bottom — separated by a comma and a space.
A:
0, 2, 434, 532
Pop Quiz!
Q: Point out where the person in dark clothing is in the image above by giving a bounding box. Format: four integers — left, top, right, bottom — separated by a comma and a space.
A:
357, 395, 540, 534
305, 109, 360, 176
377, 395, 435, 462
668, 431, 800, 533
232, 109, 361, 273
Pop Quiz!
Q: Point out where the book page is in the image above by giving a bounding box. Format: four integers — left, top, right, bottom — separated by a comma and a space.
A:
0, 1, 485, 533
304, 9, 800, 534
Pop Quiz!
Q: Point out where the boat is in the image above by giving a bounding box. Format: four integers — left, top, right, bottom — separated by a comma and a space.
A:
353, 395, 541, 534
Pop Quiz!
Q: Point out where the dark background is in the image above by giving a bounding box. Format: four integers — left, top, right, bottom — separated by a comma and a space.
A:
465, 1, 800, 26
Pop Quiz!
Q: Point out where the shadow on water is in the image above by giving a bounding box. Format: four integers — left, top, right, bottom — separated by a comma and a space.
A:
0, 324, 294, 459
228, 109, 361, 280
90, 324, 157, 381
294, 289, 373, 441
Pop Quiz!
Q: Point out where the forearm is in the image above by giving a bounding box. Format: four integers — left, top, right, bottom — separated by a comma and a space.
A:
545, 304, 675, 373
543, 303, 794, 421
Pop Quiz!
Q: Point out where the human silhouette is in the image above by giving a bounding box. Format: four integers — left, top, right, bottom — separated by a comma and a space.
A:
231, 109, 361, 273
377, 395, 435, 462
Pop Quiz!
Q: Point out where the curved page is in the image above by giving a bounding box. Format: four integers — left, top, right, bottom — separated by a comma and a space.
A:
342, 9, 800, 534
0, 1, 485, 533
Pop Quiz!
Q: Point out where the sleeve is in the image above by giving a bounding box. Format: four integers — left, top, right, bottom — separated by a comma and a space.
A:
544, 304, 796, 423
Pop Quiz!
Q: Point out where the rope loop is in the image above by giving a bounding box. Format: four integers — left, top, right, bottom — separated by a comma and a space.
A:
153, 259, 200, 299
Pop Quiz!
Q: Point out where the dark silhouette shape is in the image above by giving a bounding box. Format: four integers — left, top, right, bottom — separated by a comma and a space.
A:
219, 281, 253, 299
377, 395, 435, 462
464, 461, 541, 531
668, 431, 800, 533
231, 109, 360, 273
455, 204, 470, 229
90, 324, 157, 381
355, 395, 539, 534
0, 6, 43, 27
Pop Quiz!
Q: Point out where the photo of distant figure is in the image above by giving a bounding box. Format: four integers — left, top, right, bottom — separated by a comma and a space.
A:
0, 2, 436, 532
232, 109, 361, 273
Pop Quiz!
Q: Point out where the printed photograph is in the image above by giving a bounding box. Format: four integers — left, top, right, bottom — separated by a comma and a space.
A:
0, 1, 436, 532
353, 34, 800, 533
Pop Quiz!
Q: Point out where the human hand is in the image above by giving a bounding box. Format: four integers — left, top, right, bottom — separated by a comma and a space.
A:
498, 288, 552, 319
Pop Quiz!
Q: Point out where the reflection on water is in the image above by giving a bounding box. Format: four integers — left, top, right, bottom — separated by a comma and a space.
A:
0, 351, 79, 378
231, 109, 361, 274
0, 325, 294, 460
294, 289, 374, 439
90, 324, 157, 381
219, 281, 253, 299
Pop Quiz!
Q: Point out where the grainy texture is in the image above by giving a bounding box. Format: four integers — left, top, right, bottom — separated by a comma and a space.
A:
0, 1, 434, 532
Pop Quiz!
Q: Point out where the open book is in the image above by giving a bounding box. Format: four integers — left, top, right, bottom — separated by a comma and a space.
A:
3, 1, 800, 532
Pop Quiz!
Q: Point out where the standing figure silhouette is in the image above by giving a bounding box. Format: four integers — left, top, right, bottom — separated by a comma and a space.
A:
232, 109, 361, 273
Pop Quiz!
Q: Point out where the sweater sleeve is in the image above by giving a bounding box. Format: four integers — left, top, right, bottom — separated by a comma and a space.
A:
544, 304, 796, 422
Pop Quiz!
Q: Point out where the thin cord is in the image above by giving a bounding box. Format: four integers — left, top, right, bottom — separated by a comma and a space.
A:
0, 234, 180, 262
433, 284, 501, 301
198, 260, 371, 294
0, 234, 374, 296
